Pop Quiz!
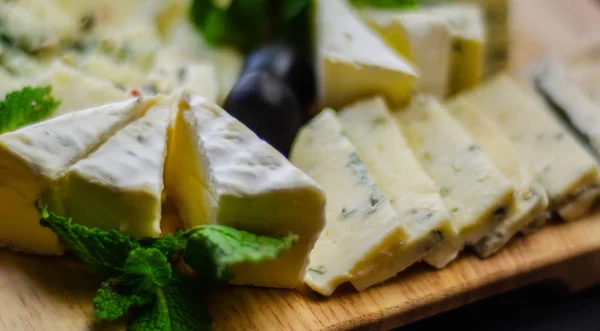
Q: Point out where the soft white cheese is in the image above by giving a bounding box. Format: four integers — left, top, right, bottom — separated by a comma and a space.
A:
314, 0, 417, 109
394, 95, 514, 268
0, 97, 157, 255
338, 96, 456, 290
166, 94, 326, 289
291, 108, 411, 295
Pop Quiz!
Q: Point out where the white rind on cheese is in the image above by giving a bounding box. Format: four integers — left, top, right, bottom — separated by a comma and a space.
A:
166, 94, 326, 289
462, 74, 600, 221
359, 10, 452, 99
338, 96, 455, 290
0, 97, 156, 255
291, 108, 410, 295
394, 95, 514, 268
314, 0, 417, 110
66, 97, 173, 239
446, 97, 549, 257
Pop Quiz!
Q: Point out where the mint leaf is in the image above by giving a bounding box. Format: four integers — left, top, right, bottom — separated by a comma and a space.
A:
37, 203, 139, 277
123, 248, 172, 291
128, 272, 212, 331
183, 225, 298, 282
139, 231, 190, 258
93, 277, 154, 321
0, 86, 60, 134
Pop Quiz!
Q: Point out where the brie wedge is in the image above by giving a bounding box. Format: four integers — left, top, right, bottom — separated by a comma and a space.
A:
314, 0, 417, 109
291, 108, 410, 295
0, 97, 156, 255
446, 97, 549, 257
166, 95, 326, 289
338, 96, 455, 290
66, 98, 173, 238
461, 74, 600, 221
394, 95, 514, 268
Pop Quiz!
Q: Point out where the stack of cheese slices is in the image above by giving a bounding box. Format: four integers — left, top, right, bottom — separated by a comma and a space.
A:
3, 0, 600, 298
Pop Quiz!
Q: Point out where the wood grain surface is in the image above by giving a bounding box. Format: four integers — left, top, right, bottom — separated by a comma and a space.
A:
2, 0, 600, 330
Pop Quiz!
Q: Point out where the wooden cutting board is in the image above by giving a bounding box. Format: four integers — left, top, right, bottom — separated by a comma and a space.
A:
3, 0, 600, 330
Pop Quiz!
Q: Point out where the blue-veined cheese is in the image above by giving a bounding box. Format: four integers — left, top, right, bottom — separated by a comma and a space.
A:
62, 52, 148, 90
462, 74, 600, 221
359, 10, 452, 99
35, 61, 129, 117
0, 97, 157, 255
338, 96, 455, 290
446, 97, 549, 257
166, 94, 326, 289
314, 0, 417, 109
291, 108, 410, 295
394, 95, 514, 268
65, 97, 173, 238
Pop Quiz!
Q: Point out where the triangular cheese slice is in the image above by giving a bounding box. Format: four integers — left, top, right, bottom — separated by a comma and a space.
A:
315, 0, 417, 109
66, 98, 174, 239
0, 97, 158, 255
166, 94, 326, 288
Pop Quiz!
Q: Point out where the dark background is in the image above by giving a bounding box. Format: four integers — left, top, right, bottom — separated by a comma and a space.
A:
396, 284, 600, 330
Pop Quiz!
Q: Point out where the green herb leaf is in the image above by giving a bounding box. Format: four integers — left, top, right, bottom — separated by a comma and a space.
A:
349, 0, 417, 8
123, 248, 172, 291
0, 86, 60, 134
128, 272, 212, 331
93, 277, 154, 321
183, 225, 298, 282
139, 231, 190, 258
37, 202, 139, 277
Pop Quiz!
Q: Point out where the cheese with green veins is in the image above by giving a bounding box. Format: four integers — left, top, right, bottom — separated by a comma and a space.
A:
66, 98, 172, 238
166, 94, 326, 289
147, 61, 219, 102
359, 10, 452, 99
338, 97, 455, 290
0, 97, 156, 255
63, 52, 148, 90
291, 108, 410, 295
394, 95, 514, 268
36, 62, 129, 117
462, 74, 600, 221
446, 97, 549, 257
315, 0, 417, 109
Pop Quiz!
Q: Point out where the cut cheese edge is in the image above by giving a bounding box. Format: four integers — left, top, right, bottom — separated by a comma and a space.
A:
291, 108, 410, 295
66, 97, 173, 238
446, 97, 549, 257
315, 0, 417, 109
0, 97, 157, 255
338, 96, 455, 290
394, 95, 514, 268
461, 74, 600, 221
166, 94, 326, 289
359, 9, 452, 99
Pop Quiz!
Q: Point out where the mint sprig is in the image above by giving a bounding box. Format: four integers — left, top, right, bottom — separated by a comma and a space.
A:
37, 203, 297, 330
0, 86, 60, 134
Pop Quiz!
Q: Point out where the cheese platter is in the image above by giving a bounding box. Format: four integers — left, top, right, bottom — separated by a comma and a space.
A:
2, 0, 600, 330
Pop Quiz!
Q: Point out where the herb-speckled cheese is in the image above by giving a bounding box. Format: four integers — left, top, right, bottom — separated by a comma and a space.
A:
315, 0, 417, 110
446, 97, 549, 258
394, 95, 514, 268
338, 96, 456, 290
462, 74, 600, 221
66, 98, 173, 239
291, 108, 410, 295
0, 97, 157, 255
166, 94, 326, 289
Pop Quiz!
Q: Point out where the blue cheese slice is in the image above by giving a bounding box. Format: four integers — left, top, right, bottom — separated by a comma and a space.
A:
315, 0, 417, 109
36, 61, 129, 117
65, 98, 173, 239
461, 74, 600, 221
394, 95, 514, 268
359, 10, 452, 99
291, 108, 410, 295
0, 97, 157, 255
166, 95, 326, 289
338, 96, 456, 290
445, 97, 549, 257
